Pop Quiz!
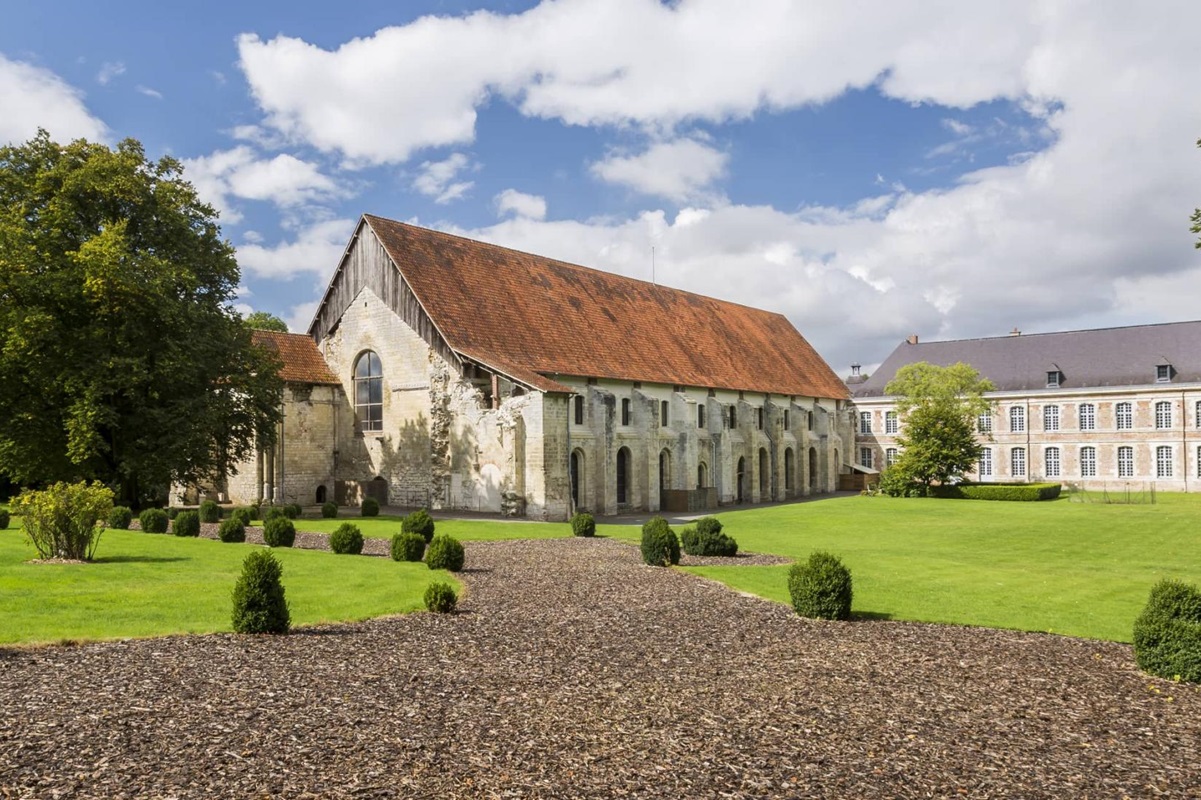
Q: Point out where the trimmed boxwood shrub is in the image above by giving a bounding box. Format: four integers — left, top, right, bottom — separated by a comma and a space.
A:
0, 509, 9, 530
263, 505, 287, 523
788, 551, 853, 620
218, 518, 246, 543
262, 517, 296, 548
930, 482, 1061, 501
321, 501, 338, 519
283, 503, 303, 520
402, 508, 435, 541
570, 512, 596, 537
680, 522, 738, 557
361, 497, 380, 517
107, 506, 133, 530
425, 534, 465, 572
172, 510, 201, 537
199, 500, 222, 523
391, 531, 426, 562
1133, 579, 1201, 683
230, 507, 254, 527
139, 508, 169, 533
424, 581, 457, 614
231, 550, 290, 634
329, 523, 365, 555
640, 516, 680, 567
167, 507, 182, 520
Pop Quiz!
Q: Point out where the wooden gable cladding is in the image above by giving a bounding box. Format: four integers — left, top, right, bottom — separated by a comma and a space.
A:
308, 219, 460, 371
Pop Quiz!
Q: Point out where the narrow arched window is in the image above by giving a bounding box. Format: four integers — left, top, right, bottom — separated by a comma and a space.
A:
354, 351, 383, 432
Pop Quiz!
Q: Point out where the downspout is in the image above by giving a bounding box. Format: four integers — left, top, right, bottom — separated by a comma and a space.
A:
1182, 389, 1188, 493
278, 406, 286, 505
1025, 397, 1031, 481
566, 392, 574, 517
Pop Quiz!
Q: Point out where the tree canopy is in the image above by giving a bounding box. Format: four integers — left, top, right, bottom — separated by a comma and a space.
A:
1193, 138, 1201, 249
883, 362, 995, 490
243, 311, 289, 332
0, 131, 283, 505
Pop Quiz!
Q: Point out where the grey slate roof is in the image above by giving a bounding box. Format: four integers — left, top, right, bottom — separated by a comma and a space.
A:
852, 320, 1201, 397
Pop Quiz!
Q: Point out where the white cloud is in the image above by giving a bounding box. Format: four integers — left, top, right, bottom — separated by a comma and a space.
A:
135, 85, 163, 99
285, 300, 321, 333
495, 189, 547, 220
181, 146, 344, 223
590, 138, 727, 202
96, 61, 125, 85
411, 152, 474, 204
236, 218, 353, 279
0, 54, 108, 144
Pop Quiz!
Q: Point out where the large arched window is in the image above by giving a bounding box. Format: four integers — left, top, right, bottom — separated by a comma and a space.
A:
354, 351, 383, 432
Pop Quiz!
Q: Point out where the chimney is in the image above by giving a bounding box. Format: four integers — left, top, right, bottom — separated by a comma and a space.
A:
906, 334, 919, 345
1010, 327, 1021, 336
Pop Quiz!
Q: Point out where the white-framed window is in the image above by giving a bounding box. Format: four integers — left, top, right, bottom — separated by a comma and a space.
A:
1116, 402, 1133, 430
1156, 446, 1173, 478
1010, 406, 1025, 433
886, 447, 899, 466
1118, 445, 1134, 478
1080, 446, 1096, 477
885, 411, 898, 435
860, 447, 873, 469
1079, 403, 1095, 431
1195, 400, 1201, 429
978, 448, 993, 478
1044, 446, 1060, 478
1197, 445, 1201, 479
859, 411, 872, 434
1043, 405, 1060, 432
353, 351, 384, 432
1046, 370, 1061, 388
978, 413, 992, 434
1011, 447, 1026, 477
1155, 400, 1171, 430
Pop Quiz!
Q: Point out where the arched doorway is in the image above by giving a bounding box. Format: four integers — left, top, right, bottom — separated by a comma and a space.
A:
784, 449, 795, 496
759, 448, 770, 499
736, 457, 746, 503
315, 485, 327, 504
366, 476, 388, 506
809, 448, 818, 490
570, 449, 584, 509
616, 447, 631, 505
659, 449, 671, 494
697, 461, 708, 488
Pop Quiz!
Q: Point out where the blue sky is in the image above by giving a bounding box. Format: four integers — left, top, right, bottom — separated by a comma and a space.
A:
3, 1, 1200, 373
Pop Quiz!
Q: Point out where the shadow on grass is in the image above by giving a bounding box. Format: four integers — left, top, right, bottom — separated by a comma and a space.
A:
94, 555, 188, 564
852, 610, 894, 622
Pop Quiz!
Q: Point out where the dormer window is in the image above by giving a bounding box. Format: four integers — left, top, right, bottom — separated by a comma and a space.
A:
1046, 370, 1062, 388
1156, 364, 1173, 382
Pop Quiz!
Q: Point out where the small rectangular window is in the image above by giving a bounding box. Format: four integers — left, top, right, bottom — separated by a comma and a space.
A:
660, 400, 669, 427
1043, 405, 1059, 432
1116, 402, 1132, 430
1157, 364, 1172, 382
573, 395, 584, 425
978, 448, 992, 477
1011, 447, 1026, 477
885, 411, 898, 435
757, 407, 765, 430
621, 398, 631, 426
1197, 445, 1201, 479
1155, 400, 1171, 429
859, 411, 872, 434
729, 405, 737, 428
1046, 370, 1061, 388
1080, 446, 1096, 477
1078, 403, 1095, 431
1010, 406, 1025, 433
1196, 400, 1201, 429
1157, 445, 1173, 478
860, 447, 873, 469
697, 404, 706, 429
783, 410, 790, 430
1044, 446, 1060, 478
1118, 445, 1134, 478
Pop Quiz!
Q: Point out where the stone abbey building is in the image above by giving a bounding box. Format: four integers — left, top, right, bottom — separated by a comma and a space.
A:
221, 214, 854, 520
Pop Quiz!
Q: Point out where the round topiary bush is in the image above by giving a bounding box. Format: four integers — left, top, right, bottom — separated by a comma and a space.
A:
262, 517, 296, 548
391, 531, 426, 562
321, 501, 338, 519
198, 500, 221, 523
0, 510, 9, 530
283, 503, 302, 520
1133, 579, 1201, 683
217, 518, 246, 543
788, 551, 853, 620
139, 508, 169, 533
425, 534, 465, 572
230, 507, 254, 527
680, 522, 738, 557
424, 581, 457, 614
695, 516, 723, 536
107, 506, 132, 530
640, 516, 680, 567
231, 549, 290, 634
361, 497, 380, 517
329, 523, 365, 555
172, 510, 201, 537
570, 511, 596, 537
263, 505, 287, 523
402, 508, 435, 542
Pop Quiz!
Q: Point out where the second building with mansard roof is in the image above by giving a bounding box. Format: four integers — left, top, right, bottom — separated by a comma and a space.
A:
223, 213, 854, 520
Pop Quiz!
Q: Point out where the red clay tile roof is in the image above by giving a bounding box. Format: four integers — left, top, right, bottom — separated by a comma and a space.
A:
363, 215, 848, 399
251, 330, 339, 385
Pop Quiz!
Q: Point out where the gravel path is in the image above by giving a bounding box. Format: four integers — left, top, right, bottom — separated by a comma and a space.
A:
2, 537, 1199, 798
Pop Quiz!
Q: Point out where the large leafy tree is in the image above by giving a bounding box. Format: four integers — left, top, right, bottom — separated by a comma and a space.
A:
243, 311, 289, 332
884, 362, 995, 490
0, 131, 282, 505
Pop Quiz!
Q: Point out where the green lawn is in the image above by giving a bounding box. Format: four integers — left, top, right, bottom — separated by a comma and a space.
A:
0, 522, 452, 645
294, 514, 570, 541
602, 493, 1201, 643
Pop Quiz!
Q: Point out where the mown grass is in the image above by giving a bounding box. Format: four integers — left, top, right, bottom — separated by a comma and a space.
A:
602, 493, 1201, 642
294, 514, 570, 541
0, 520, 452, 645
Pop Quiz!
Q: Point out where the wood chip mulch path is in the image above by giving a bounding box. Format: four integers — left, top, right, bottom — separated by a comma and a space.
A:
1, 536, 1199, 798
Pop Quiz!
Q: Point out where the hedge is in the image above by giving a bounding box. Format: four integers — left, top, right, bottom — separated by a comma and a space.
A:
930, 482, 1062, 502
1133, 579, 1201, 683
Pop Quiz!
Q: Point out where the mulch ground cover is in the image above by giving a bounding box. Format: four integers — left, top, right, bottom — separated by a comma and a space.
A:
1, 536, 1198, 798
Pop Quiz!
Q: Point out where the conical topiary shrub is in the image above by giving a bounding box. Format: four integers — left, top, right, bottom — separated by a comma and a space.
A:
231, 550, 290, 634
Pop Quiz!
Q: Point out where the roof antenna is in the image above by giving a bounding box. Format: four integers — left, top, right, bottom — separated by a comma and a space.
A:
651, 246, 656, 285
